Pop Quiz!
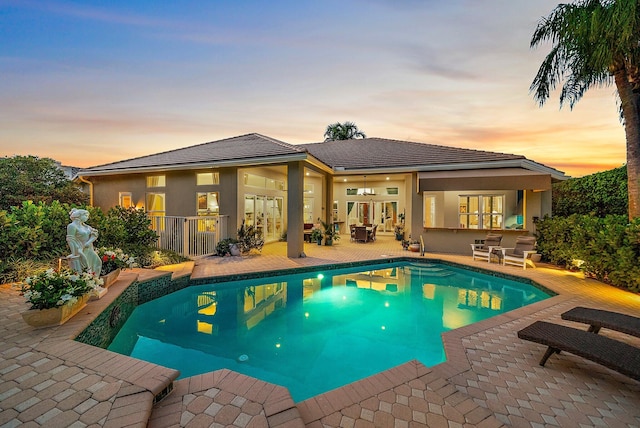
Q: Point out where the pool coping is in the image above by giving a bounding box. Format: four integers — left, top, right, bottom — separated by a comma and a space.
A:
70, 257, 566, 427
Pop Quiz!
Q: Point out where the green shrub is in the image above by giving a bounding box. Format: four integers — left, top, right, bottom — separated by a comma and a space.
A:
536, 215, 640, 291
552, 166, 627, 216
0, 257, 54, 284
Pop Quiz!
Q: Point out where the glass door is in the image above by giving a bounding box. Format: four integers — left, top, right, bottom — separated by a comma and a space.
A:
244, 195, 255, 226
374, 201, 398, 232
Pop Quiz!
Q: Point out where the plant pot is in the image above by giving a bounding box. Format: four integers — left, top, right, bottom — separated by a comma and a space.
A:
21, 294, 89, 328
408, 243, 421, 252
317, 238, 323, 246
530, 253, 542, 263
100, 268, 121, 288
230, 244, 241, 256
325, 238, 333, 246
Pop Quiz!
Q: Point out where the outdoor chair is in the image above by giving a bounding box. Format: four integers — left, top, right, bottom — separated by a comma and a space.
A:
368, 224, 378, 242
354, 226, 368, 243
500, 236, 537, 269
470, 234, 502, 263
517, 320, 640, 381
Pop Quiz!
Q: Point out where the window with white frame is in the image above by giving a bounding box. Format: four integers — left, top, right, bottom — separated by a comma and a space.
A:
119, 192, 133, 208
458, 195, 504, 229
197, 192, 219, 215
146, 192, 165, 217
423, 195, 436, 227
146, 175, 165, 187
196, 172, 219, 185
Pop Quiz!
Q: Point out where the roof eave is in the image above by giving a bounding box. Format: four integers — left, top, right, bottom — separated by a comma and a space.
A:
333, 159, 567, 180
78, 153, 310, 177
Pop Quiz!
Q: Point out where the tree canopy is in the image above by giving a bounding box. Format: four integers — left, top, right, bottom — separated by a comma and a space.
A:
323, 121, 366, 141
531, 0, 640, 219
0, 156, 88, 211
552, 166, 628, 216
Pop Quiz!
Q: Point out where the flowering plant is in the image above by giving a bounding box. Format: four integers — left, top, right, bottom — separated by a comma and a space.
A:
17, 268, 102, 310
97, 247, 137, 276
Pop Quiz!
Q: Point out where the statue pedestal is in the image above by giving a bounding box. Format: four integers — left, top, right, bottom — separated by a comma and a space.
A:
65, 255, 83, 273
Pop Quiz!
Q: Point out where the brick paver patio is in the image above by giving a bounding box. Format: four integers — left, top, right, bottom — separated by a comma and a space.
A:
1, 234, 639, 427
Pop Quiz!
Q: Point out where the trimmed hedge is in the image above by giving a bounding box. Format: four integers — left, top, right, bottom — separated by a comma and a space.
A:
535, 215, 640, 292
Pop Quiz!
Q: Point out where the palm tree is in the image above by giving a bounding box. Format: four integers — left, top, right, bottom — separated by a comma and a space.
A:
323, 121, 367, 141
530, 0, 640, 219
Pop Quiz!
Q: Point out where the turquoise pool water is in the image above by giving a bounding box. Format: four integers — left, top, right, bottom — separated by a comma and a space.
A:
108, 261, 550, 402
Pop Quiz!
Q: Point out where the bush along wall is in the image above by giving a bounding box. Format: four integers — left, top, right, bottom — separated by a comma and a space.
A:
535, 215, 640, 292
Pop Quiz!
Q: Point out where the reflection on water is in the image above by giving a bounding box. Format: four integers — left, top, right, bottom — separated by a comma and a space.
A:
108, 262, 549, 402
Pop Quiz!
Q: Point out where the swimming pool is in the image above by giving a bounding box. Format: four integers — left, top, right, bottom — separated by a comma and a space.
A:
108, 261, 550, 401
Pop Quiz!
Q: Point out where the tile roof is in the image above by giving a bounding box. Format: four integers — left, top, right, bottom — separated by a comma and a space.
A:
300, 138, 525, 170
80, 133, 307, 174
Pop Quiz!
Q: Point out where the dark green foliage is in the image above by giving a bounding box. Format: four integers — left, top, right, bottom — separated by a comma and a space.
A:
0, 156, 87, 210
236, 221, 264, 254
215, 238, 239, 256
552, 166, 627, 216
323, 121, 366, 141
0, 202, 164, 282
536, 215, 640, 291
94, 206, 158, 254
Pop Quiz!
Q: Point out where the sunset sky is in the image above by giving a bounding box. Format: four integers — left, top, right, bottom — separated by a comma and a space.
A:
0, 0, 628, 177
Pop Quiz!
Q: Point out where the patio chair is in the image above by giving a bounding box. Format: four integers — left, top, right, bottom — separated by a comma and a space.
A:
368, 224, 378, 241
470, 234, 502, 263
561, 306, 640, 338
500, 236, 537, 269
354, 226, 368, 243
517, 320, 640, 381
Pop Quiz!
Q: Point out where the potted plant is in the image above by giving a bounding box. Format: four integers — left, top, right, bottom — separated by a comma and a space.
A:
394, 224, 405, 241
215, 238, 240, 256
310, 228, 323, 245
321, 220, 341, 246
236, 221, 265, 254
97, 247, 136, 287
16, 268, 102, 328
408, 240, 421, 252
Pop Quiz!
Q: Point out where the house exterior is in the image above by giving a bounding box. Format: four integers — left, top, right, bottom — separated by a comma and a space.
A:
77, 133, 566, 257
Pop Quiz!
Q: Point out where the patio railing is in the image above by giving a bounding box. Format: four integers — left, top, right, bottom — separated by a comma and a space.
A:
149, 215, 228, 257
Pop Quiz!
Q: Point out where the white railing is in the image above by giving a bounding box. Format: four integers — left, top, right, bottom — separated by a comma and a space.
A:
149, 215, 228, 257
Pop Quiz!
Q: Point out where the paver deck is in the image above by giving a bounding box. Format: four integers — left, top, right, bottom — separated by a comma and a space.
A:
1, 235, 639, 427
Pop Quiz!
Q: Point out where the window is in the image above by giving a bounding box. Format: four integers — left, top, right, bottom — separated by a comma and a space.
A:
423, 195, 436, 227
146, 192, 165, 217
196, 172, 219, 185
303, 184, 314, 194
243, 173, 284, 190
459, 195, 503, 229
146, 175, 165, 187
197, 192, 219, 215
304, 198, 314, 223
119, 192, 133, 208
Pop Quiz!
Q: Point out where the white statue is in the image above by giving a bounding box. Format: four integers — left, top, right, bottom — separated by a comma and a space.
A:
66, 208, 103, 277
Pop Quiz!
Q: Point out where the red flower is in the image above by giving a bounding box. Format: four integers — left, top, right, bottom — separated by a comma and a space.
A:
102, 255, 109, 262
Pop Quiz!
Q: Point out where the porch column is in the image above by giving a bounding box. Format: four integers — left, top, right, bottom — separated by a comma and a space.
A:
324, 172, 334, 226
410, 172, 423, 241
287, 161, 305, 258
219, 166, 238, 239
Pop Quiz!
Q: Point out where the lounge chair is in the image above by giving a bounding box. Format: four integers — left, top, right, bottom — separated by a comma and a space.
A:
470, 234, 502, 263
517, 320, 640, 381
500, 236, 536, 269
562, 306, 640, 338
